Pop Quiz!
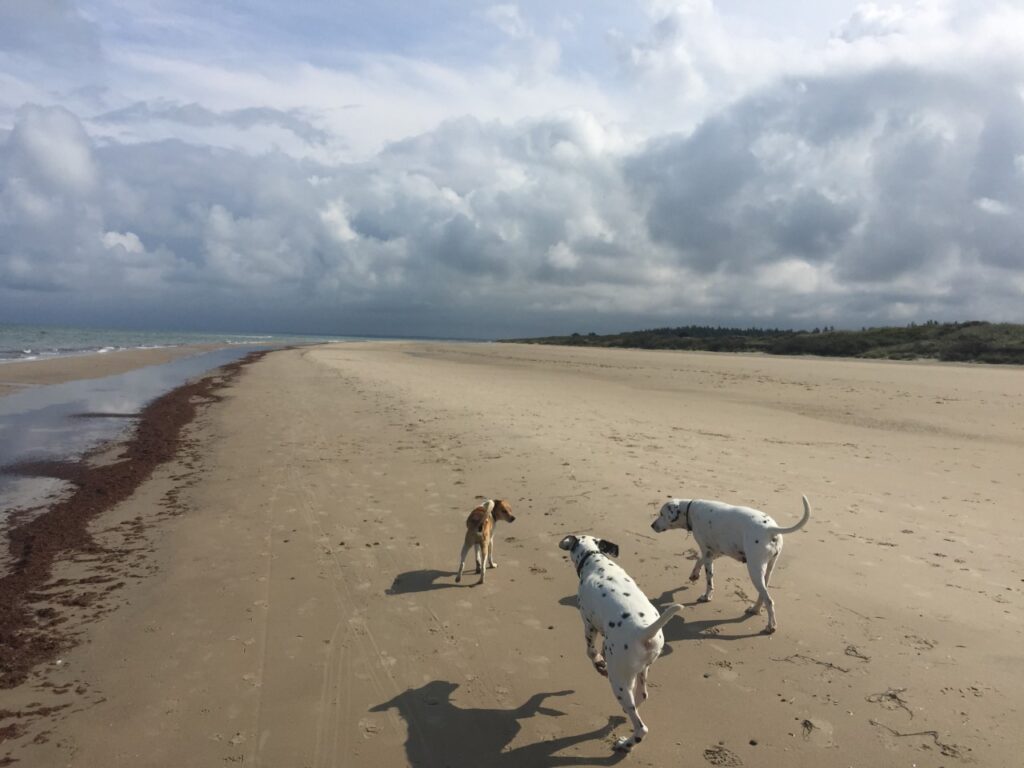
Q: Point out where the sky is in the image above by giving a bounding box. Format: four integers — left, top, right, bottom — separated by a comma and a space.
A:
1, 0, 1022, 339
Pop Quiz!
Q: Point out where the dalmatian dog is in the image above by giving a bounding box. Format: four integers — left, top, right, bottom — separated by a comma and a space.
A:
650, 495, 811, 634
559, 534, 683, 752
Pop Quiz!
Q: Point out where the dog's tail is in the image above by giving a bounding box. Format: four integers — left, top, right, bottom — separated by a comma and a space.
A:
765, 495, 811, 535
640, 603, 683, 643
477, 499, 495, 532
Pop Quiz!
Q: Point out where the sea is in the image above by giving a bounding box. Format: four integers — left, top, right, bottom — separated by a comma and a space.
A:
0, 323, 351, 362
0, 324, 354, 522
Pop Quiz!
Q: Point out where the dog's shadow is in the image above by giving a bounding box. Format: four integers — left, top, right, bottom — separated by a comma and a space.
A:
557, 588, 764, 653
650, 587, 766, 645
371, 681, 628, 767
385, 569, 463, 594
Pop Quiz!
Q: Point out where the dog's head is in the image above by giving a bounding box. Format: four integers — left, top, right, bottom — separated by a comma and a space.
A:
651, 499, 688, 533
558, 534, 619, 571
492, 499, 516, 523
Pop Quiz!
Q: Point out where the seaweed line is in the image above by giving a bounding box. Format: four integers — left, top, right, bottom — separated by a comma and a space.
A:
771, 654, 850, 673
868, 719, 962, 758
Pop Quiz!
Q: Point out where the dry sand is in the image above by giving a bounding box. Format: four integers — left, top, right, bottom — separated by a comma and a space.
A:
2, 341, 1023, 767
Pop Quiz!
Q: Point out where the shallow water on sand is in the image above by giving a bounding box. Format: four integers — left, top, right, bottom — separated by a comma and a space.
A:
0, 347, 268, 517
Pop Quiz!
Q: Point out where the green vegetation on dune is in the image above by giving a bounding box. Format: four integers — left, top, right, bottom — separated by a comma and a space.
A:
502, 321, 1024, 364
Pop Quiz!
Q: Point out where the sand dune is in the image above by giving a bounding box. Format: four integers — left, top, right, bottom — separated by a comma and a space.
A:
3, 342, 1022, 767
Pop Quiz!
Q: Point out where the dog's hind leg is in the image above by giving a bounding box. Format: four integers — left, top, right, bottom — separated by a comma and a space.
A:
486, 532, 498, 569
745, 559, 776, 633
456, 539, 472, 583
584, 620, 607, 676
764, 549, 780, 588
634, 665, 650, 704
611, 677, 648, 752
478, 538, 489, 583
764, 538, 782, 586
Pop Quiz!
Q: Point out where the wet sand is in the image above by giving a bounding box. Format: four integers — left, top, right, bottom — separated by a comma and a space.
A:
2, 342, 1022, 767
0, 345, 228, 396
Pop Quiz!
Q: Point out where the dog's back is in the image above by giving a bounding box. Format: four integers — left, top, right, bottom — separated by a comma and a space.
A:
580, 560, 668, 661
464, 502, 494, 543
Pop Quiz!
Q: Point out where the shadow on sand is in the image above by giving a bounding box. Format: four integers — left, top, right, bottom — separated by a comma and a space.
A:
384, 569, 464, 594
555, 585, 763, 657
650, 586, 765, 646
371, 681, 628, 767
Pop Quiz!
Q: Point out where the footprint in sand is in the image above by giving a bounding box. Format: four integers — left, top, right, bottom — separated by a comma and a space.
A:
903, 634, 937, 651
712, 662, 739, 682
703, 744, 742, 766
358, 717, 381, 738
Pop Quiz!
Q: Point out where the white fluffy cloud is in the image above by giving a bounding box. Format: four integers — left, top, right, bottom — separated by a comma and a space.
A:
0, 1, 1022, 336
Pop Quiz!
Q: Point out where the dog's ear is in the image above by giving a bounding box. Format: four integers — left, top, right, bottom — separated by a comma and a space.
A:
558, 535, 578, 551
597, 539, 619, 558
668, 502, 680, 522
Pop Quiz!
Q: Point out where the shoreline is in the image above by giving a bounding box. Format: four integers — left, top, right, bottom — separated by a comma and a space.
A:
0, 345, 233, 396
1, 341, 1021, 766
0, 350, 268, 690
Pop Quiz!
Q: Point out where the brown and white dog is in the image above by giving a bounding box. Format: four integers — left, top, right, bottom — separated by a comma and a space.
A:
456, 499, 515, 584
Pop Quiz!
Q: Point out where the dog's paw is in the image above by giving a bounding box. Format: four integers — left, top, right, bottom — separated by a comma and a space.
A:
594, 659, 609, 677
744, 604, 761, 615
762, 625, 776, 635
688, 573, 700, 582
455, 574, 462, 583
697, 594, 712, 603
488, 561, 498, 569
613, 737, 635, 752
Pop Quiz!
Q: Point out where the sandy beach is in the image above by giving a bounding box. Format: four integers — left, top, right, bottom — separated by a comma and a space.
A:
2, 341, 1023, 767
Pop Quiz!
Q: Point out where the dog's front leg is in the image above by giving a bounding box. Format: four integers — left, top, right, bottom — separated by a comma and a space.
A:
692, 557, 716, 606
584, 621, 607, 676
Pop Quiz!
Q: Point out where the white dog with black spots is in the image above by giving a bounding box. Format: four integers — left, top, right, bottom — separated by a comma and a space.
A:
559, 534, 682, 752
650, 495, 811, 634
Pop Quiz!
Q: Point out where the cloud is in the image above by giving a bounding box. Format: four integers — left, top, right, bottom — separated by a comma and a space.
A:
0, 0, 103, 68
7, 104, 98, 193
835, 1, 947, 42
486, 4, 530, 38
94, 101, 331, 145
0, 2, 1023, 336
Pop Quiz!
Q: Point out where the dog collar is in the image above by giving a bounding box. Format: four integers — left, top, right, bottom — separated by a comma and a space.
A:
576, 550, 598, 577
684, 499, 696, 532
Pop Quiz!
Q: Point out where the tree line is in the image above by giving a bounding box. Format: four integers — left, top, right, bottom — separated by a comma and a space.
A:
502, 321, 1024, 364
